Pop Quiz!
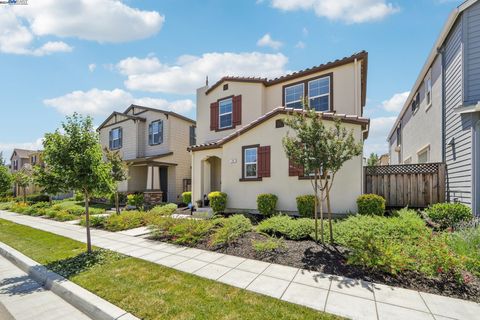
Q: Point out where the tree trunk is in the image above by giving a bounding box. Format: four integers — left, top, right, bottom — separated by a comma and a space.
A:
85, 191, 92, 253
314, 175, 319, 243
115, 191, 120, 215
49, 195, 52, 206
326, 180, 334, 244
22, 187, 26, 203
319, 187, 325, 244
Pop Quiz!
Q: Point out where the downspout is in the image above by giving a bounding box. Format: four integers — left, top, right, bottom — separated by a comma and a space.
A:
354, 58, 359, 115
361, 124, 369, 194
439, 45, 449, 201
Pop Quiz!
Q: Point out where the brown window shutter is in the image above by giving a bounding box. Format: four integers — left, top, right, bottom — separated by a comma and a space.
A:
258, 146, 271, 178
210, 102, 219, 131
232, 95, 242, 127
288, 158, 303, 176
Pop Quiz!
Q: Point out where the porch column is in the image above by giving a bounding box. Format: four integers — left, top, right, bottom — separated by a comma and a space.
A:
153, 166, 160, 190
146, 165, 153, 190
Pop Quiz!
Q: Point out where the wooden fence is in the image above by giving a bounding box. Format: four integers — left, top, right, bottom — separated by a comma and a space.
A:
364, 163, 446, 208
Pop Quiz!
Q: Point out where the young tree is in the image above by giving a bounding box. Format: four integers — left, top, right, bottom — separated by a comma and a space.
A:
104, 148, 128, 214
33, 166, 65, 205
13, 168, 32, 203
367, 153, 379, 166
0, 165, 12, 196
283, 107, 362, 243
42, 113, 113, 253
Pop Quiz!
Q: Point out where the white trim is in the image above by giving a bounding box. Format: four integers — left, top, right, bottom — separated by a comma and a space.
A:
308, 76, 330, 111
218, 98, 233, 129
454, 102, 480, 114
244, 147, 258, 178
416, 144, 430, 163
284, 83, 304, 109
403, 156, 412, 164
425, 69, 433, 111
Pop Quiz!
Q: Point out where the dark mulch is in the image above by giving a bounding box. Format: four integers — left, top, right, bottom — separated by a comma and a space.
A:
174, 232, 480, 303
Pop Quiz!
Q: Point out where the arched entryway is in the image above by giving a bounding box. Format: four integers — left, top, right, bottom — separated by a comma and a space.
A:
200, 156, 222, 205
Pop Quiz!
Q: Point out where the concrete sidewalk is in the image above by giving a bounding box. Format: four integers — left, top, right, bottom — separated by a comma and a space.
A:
1, 210, 479, 320
0, 255, 91, 320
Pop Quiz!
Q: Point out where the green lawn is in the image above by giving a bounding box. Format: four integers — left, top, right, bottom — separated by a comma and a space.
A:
0, 219, 340, 320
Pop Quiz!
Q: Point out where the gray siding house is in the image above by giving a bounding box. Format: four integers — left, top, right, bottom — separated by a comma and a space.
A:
388, 0, 480, 215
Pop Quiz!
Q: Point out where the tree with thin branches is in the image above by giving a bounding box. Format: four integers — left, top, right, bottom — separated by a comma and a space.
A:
104, 148, 128, 214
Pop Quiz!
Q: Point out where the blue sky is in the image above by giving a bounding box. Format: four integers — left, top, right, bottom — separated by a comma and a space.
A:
0, 0, 460, 161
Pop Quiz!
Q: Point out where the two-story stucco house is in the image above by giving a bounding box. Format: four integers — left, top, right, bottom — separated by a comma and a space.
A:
189, 51, 370, 214
10, 148, 43, 196
388, 0, 480, 215
98, 105, 196, 204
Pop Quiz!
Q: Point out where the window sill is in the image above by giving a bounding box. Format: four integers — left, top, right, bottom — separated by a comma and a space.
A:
239, 177, 262, 182
149, 142, 163, 146
215, 126, 235, 132
110, 147, 122, 151
425, 103, 432, 112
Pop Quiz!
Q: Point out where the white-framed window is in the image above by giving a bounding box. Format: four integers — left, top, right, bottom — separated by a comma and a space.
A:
149, 120, 163, 145
244, 147, 258, 178
284, 83, 304, 109
404, 157, 412, 164
425, 75, 432, 108
308, 76, 330, 111
109, 127, 122, 150
417, 146, 430, 163
219, 98, 233, 129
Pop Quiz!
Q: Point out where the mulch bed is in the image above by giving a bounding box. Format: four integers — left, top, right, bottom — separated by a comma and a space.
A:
153, 231, 480, 303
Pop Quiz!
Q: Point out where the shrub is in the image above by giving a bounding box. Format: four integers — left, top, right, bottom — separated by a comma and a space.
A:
148, 203, 177, 216
109, 192, 128, 206
257, 215, 314, 240
208, 191, 227, 213
151, 218, 214, 245
210, 215, 252, 246
424, 202, 473, 229
296, 195, 315, 218
103, 211, 146, 232
356, 194, 385, 216
10, 202, 29, 213
127, 194, 144, 210
26, 194, 50, 203
80, 215, 107, 228
51, 211, 77, 222
257, 194, 278, 216
181, 192, 192, 205
252, 237, 286, 253
446, 224, 480, 276
0, 202, 13, 210
75, 192, 84, 201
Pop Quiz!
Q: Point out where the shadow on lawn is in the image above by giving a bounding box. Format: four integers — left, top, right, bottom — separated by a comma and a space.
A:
45, 249, 124, 279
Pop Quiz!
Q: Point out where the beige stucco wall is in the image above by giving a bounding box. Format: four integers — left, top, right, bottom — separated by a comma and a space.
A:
389, 56, 443, 164
99, 119, 139, 161
192, 114, 364, 214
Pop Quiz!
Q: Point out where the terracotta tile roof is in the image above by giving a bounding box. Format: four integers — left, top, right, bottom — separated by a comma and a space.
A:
188, 107, 370, 152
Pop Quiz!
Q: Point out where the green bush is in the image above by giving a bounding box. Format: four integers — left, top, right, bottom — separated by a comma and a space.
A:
148, 203, 177, 216
252, 237, 286, 253
208, 191, 227, 213
151, 217, 214, 245
127, 194, 144, 209
257, 194, 278, 216
296, 195, 315, 218
26, 194, 50, 203
181, 192, 192, 205
424, 202, 473, 229
75, 192, 84, 201
447, 225, 480, 276
103, 211, 147, 232
356, 194, 385, 216
210, 215, 252, 246
0, 202, 13, 210
257, 215, 314, 240
80, 215, 107, 228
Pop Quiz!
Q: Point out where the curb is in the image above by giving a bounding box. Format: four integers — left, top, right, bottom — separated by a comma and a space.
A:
0, 242, 139, 320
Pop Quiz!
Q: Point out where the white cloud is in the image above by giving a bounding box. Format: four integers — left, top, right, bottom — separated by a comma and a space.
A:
363, 116, 397, 155
267, 0, 399, 24
43, 88, 195, 117
118, 52, 289, 94
0, 0, 164, 55
302, 27, 309, 36
382, 91, 410, 113
257, 33, 283, 50
88, 64, 96, 72
295, 41, 306, 49
0, 138, 44, 163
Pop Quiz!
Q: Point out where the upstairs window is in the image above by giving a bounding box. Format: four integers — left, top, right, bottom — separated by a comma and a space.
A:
425, 77, 432, 107
219, 98, 233, 129
396, 125, 401, 147
244, 147, 258, 178
189, 126, 196, 146
13, 160, 18, 171
284, 83, 304, 109
109, 127, 122, 150
149, 120, 163, 145
411, 92, 420, 113
308, 77, 330, 111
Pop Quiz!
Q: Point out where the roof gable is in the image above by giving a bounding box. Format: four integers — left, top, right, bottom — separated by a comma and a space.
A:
124, 104, 195, 124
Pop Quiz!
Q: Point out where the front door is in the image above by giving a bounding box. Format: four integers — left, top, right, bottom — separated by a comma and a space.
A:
160, 167, 168, 202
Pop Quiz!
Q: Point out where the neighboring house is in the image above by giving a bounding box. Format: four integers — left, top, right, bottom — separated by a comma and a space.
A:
9, 148, 42, 196
189, 51, 370, 214
98, 104, 196, 204
378, 154, 390, 166
388, 0, 480, 215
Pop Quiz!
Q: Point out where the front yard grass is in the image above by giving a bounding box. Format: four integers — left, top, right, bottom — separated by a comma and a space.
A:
0, 218, 340, 320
